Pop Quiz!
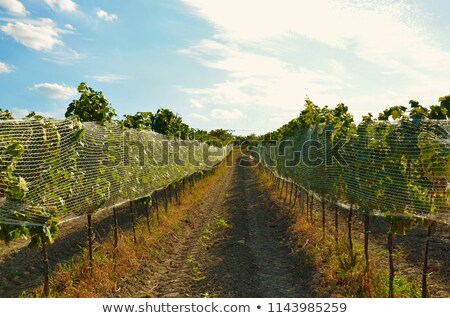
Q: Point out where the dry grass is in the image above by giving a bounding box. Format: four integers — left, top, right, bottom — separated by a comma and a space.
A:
257, 166, 420, 298
25, 162, 229, 298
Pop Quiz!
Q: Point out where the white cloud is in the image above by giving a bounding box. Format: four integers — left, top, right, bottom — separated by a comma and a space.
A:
0, 0, 28, 16
190, 99, 204, 109
189, 113, 209, 121
42, 48, 85, 65
90, 74, 129, 83
32, 83, 77, 99
0, 61, 12, 73
96, 9, 118, 22
210, 108, 244, 120
12, 107, 61, 119
179, 0, 450, 130
45, 0, 77, 12
180, 39, 287, 79
0, 18, 63, 51
180, 39, 343, 112
64, 23, 75, 30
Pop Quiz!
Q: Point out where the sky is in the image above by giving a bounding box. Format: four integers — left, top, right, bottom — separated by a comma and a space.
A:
1, 0, 450, 135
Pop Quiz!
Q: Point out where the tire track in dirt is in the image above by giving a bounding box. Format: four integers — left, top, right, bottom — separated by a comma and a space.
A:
115, 158, 235, 297
191, 157, 308, 297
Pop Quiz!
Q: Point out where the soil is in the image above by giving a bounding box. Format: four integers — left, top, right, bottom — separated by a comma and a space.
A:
0, 151, 448, 298
0, 193, 156, 297
115, 152, 311, 297
338, 207, 450, 297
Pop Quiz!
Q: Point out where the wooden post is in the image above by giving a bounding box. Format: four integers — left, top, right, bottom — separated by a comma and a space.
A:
168, 185, 173, 204
334, 205, 339, 246
130, 201, 137, 244
145, 200, 151, 234
288, 182, 294, 205
364, 213, 370, 269
163, 188, 169, 213
113, 207, 119, 251
87, 214, 93, 275
292, 185, 298, 207
175, 183, 180, 205
348, 204, 354, 264
305, 191, 309, 218
321, 199, 326, 237
388, 219, 395, 298
422, 220, 435, 298
41, 234, 50, 297
153, 192, 160, 223
279, 179, 284, 199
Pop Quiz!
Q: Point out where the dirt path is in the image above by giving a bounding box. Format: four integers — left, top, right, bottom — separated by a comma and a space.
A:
116, 152, 309, 297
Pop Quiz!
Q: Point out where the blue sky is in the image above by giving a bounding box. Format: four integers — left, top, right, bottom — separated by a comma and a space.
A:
1, 0, 450, 135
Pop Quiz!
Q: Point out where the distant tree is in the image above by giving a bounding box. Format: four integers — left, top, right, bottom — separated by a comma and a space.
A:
121, 112, 152, 129
191, 129, 209, 142
65, 82, 117, 124
25, 111, 44, 120
429, 95, 450, 119
150, 108, 183, 137
0, 108, 14, 120
208, 128, 234, 147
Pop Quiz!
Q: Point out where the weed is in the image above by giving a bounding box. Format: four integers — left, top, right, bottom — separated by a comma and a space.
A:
215, 218, 230, 229
257, 167, 420, 298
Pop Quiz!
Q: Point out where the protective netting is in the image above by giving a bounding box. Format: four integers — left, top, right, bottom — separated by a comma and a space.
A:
0, 119, 230, 226
255, 118, 450, 223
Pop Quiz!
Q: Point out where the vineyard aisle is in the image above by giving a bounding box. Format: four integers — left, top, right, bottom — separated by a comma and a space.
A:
116, 151, 309, 297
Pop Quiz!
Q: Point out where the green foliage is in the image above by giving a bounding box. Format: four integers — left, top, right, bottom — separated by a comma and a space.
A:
0, 108, 14, 120
28, 218, 59, 247
257, 95, 449, 232
0, 116, 229, 249
65, 82, 117, 124
0, 224, 28, 244
208, 129, 234, 147
121, 112, 152, 130
428, 95, 450, 119
150, 108, 183, 137
25, 111, 45, 120
378, 106, 407, 120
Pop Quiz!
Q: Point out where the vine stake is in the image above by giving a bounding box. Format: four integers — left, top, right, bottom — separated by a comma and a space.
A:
334, 205, 339, 246
130, 201, 137, 244
41, 233, 50, 297
87, 214, 93, 276
422, 220, 435, 298
388, 219, 395, 298
348, 204, 354, 264
321, 199, 326, 237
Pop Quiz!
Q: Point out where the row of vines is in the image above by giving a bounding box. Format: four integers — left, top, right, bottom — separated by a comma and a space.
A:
253, 96, 449, 297
0, 118, 231, 295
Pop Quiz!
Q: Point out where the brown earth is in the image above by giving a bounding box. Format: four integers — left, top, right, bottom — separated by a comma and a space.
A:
115, 152, 310, 297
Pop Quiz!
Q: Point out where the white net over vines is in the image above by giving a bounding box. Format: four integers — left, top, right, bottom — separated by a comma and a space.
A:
0, 119, 230, 226
255, 119, 450, 224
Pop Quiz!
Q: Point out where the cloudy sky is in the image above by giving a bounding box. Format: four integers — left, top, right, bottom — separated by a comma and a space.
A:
1, 0, 450, 134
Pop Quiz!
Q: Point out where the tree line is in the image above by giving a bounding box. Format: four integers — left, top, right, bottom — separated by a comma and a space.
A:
1, 82, 235, 147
